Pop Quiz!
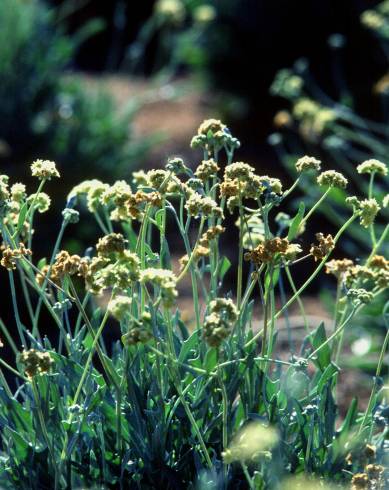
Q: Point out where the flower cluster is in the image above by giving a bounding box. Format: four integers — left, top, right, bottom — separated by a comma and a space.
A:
357, 159, 387, 176
194, 159, 220, 182
122, 311, 153, 346
245, 237, 301, 265
19, 349, 53, 378
310, 233, 335, 261
140, 268, 178, 307
203, 298, 238, 347
191, 119, 240, 155
30, 159, 60, 180
295, 155, 321, 173
1, 243, 32, 270
37, 250, 88, 287
185, 193, 223, 219
317, 170, 348, 189
108, 295, 132, 322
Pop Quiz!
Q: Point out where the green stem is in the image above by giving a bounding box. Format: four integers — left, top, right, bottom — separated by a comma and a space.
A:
9, 270, 27, 347
32, 378, 60, 489
300, 187, 331, 228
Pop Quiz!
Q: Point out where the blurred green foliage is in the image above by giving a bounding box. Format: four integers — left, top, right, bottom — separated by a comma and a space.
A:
0, 0, 154, 182
269, 2, 389, 258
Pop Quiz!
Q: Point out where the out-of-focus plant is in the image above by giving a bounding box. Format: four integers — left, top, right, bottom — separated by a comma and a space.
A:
269, 1, 389, 257
0, 121, 388, 488
124, 0, 217, 76
0, 0, 154, 182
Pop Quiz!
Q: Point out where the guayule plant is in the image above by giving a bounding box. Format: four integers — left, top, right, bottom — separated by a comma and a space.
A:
0, 121, 388, 489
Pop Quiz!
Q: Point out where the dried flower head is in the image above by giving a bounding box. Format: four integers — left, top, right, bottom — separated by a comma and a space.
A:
366, 464, 384, 480
199, 225, 225, 247
19, 349, 53, 378
370, 255, 389, 270
317, 170, 348, 189
203, 298, 238, 347
245, 237, 296, 264
30, 159, 59, 180
357, 159, 387, 176
310, 233, 335, 261
325, 258, 354, 278
185, 193, 222, 219
197, 119, 226, 136
351, 473, 369, 489
295, 156, 321, 173
96, 233, 127, 257
122, 312, 153, 346
1, 244, 32, 270
165, 157, 188, 175
195, 159, 220, 181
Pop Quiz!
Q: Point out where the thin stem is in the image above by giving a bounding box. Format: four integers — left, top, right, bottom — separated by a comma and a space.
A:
32, 378, 60, 489
9, 270, 27, 347
300, 187, 332, 229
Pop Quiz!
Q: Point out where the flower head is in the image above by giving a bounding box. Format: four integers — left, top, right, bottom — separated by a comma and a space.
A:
310, 233, 335, 261
27, 192, 51, 213
109, 295, 132, 322
295, 156, 321, 173
317, 170, 347, 189
19, 349, 53, 378
359, 198, 380, 227
357, 159, 387, 176
10, 183, 26, 202
203, 298, 238, 347
30, 159, 60, 180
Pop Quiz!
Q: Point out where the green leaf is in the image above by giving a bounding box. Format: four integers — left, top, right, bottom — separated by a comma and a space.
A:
204, 348, 217, 373
311, 322, 331, 371
37, 257, 47, 271
154, 209, 165, 231
316, 363, 339, 393
15, 202, 28, 236
219, 256, 231, 281
287, 201, 305, 240
178, 330, 199, 363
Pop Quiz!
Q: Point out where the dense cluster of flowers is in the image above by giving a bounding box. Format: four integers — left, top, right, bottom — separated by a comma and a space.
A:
0, 119, 388, 489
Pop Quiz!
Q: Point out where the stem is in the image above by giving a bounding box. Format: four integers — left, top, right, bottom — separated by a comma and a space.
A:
32, 378, 60, 489
359, 325, 389, 437
300, 187, 331, 228
9, 270, 27, 347
237, 199, 244, 308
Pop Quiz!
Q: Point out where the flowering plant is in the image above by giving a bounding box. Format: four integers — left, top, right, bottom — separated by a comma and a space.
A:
0, 121, 388, 489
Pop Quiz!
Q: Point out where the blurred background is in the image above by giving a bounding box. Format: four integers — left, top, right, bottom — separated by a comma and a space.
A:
1, 0, 388, 401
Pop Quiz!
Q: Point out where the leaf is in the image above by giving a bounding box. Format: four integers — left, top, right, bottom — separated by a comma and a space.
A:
204, 348, 217, 373
15, 202, 28, 236
178, 330, 199, 363
311, 322, 331, 371
316, 363, 339, 393
218, 256, 231, 281
287, 202, 305, 240
154, 209, 165, 231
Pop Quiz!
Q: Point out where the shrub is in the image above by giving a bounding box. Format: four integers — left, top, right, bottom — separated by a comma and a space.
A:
0, 122, 388, 489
